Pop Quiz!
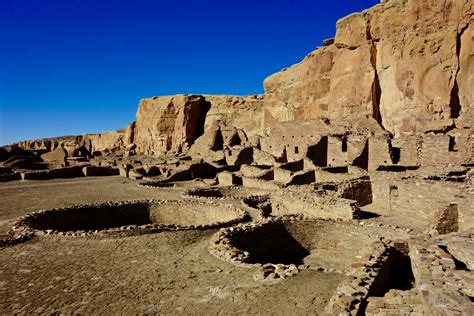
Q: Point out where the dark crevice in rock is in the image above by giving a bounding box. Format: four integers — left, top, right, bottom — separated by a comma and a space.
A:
352, 139, 369, 170
366, 17, 385, 130
193, 100, 211, 145
438, 244, 469, 271
449, 23, 469, 119
211, 128, 224, 151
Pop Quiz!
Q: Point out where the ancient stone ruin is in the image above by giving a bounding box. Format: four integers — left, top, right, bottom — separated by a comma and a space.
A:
0, 0, 473, 314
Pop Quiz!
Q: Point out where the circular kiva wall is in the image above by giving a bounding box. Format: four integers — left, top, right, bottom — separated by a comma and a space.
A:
12, 200, 248, 238
209, 217, 408, 273
182, 186, 269, 200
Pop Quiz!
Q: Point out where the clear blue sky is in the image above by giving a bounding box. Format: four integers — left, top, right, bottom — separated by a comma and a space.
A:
0, 0, 380, 145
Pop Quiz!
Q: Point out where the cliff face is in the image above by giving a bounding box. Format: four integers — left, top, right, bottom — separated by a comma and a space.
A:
133, 94, 265, 156
134, 95, 211, 156
9, 0, 473, 159
263, 0, 473, 136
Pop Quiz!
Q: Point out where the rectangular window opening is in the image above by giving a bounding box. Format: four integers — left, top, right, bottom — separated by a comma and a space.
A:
341, 137, 348, 152
448, 136, 458, 152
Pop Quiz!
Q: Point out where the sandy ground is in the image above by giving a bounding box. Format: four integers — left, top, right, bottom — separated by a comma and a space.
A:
0, 177, 342, 314
0, 231, 342, 314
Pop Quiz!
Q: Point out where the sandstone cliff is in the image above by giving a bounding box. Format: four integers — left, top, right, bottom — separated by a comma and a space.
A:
263, 0, 473, 136
133, 94, 265, 156
7, 0, 473, 164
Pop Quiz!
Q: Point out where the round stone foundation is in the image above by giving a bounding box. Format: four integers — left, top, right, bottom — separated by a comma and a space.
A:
209, 217, 408, 273
13, 200, 248, 238
182, 186, 269, 200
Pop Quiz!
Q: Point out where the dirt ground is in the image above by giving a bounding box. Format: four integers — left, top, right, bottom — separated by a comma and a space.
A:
0, 231, 343, 314
0, 177, 342, 314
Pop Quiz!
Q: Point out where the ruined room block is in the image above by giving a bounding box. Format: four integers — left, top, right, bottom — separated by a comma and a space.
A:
337, 177, 373, 206
390, 136, 421, 166
430, 203, 459, 235
327, 136, 349, 167
128, 169, 144, 180
368, 136, 392, 171
21, 170, 49, 180
287, 170, 316, 185
143, 165, 161, 177
421, 134, 469, 166
240, 165, 273, 180
47, 166, 84, 179
225, 146, 253, 166
82, 166, 120, 177
119, 167, 129, 178
242, 177, 281, 191
273, 168, 293, 184
40, 147, 67, 166
252, 148, 275, 167
217, 171, 239, 186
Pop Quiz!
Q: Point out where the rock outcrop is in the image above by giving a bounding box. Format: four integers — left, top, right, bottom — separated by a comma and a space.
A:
133, 95, 211, 156
263, 0, 473, 136
133, 94, 264, 156
4, 0, 473, 167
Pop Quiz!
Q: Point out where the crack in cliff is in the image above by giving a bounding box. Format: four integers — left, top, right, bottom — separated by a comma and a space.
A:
449, 23, 469, 119
366, 16, 385, 131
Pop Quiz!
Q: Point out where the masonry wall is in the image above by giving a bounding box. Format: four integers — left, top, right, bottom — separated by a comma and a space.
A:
368, 136, 392, 171
369, 174, 473, 231
421, 133, 472, 166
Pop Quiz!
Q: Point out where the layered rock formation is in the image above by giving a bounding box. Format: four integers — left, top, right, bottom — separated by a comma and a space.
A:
133, 95, 264, 156
6, 0, 473, 168
264, 0, 473, 136
133, 95, 211, 156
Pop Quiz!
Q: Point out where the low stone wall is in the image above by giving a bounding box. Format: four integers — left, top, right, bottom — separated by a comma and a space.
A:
82, 166, 120, 177
337, 176, 373, 207
241, 177, 282, 191
271, 189, 360, 220
0, 172, 22, 182
0, 231, 35, 249
208, 216, 309, 269
409, 233, 473, 315
12, 199, 249, 238
181, 186, 241, 200
365, 289, 423, 316
20, 166, 88, 180
323, 241, 390, 315
138, 180, 178, 188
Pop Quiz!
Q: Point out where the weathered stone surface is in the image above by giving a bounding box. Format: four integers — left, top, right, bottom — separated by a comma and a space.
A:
40, 147, 67, 166
217, 171, 239, 186
263, 0, 473, 136
84, 131, 123, 154
203, 95, 264, 137
448, 239, 474, 270
82, 166, 120, 177
134, 95, 210, 156
133, 95, 264, 156
430, 203, 459, 235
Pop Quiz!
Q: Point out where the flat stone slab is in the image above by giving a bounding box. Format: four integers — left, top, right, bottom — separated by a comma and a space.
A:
448, 238, 474, 270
